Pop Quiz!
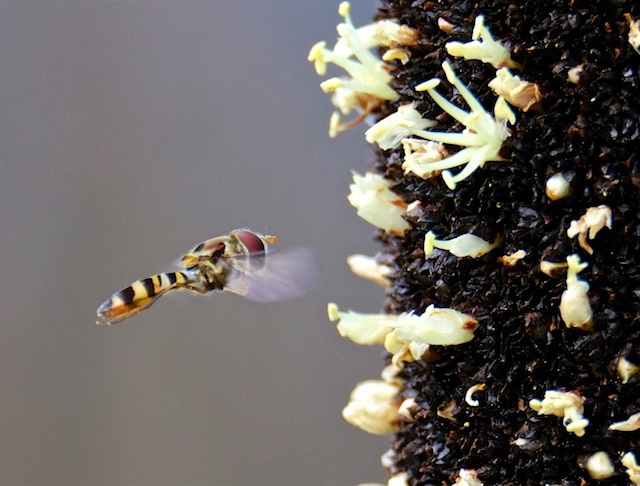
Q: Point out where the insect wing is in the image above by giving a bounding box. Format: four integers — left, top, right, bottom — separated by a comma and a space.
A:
224, 247, 317, 302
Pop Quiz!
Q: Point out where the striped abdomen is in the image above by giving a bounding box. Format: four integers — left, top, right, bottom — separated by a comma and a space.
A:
96, 271, 192, 325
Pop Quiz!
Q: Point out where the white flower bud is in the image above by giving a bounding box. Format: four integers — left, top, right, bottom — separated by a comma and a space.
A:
609, 412, 640, 432
342, 380, 400, 435
328, 303, 394, 345
529, 390, 589, 437
585, 451, 615, 480
560, 254, 592, 331
348, 171, 411, 235
545, 173, 571, 200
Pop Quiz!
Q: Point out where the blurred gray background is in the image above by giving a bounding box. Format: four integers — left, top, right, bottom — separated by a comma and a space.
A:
0, 1, 392, 485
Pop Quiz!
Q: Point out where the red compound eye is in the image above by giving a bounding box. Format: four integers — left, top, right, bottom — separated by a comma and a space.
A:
235, 230, 266, 255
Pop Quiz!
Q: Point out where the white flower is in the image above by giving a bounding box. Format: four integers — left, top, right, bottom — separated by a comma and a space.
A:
348, 171, 411, 235
585, 451, 615, 480
488, 68, 543, 111
308, 2, 401, 137
383, 305, 478, 363
346, 254, 392, 287
529, 390, 589, 437
626, 14, 640, 54
342, 380, 401, 435
365, 103, 436, 150
327, 302, 394, 345
445, 15, 520, 69
618, 356, 640, 384
545, 173, 571, 200
424, 230, 501, 258
622, 452, 640, 485
567, 205, 613, 255
411, 61, 511, 189
401, 139, 448, 178
609, 411, 640, 432
560, 254, 593, 331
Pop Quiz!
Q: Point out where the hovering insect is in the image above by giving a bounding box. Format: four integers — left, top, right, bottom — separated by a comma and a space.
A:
96, 229, 316, 325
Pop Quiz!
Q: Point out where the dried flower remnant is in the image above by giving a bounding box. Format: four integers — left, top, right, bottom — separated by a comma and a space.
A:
327, 303, 394, 345
585, 451, 615, 480
424, 230, 501, 258
365, 103, 436, 150
342, 379, 401, 435
383, 305, 478, 363
498, 249, 527, 267
455, 469, 483, 486
560, 254, 593, 331
617, 356, 640, 384
626, 14, 640, 54
545, 173, 571, 200
308, 2, 401, 137
529, 390, 589, 437
346, 254, 392, 287
437, 399, 458, 423
401, 139, 448, 178
445, 15, 521, 69
623, 452, 640, 485
488, 68, 543, 111
567, 205, 613, 255
348, 171, 411, 235
609, 411, 640, 431
397, 397, 416, 420
412, 61, 512, 189
465, 383, 487, 407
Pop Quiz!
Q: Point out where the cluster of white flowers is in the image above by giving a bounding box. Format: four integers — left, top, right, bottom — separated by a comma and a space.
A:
529, 390, 589, 437
342, 379, 401, 435
383, 305, 478, 365
308, 2, 420, 137
347, 171, 411, 235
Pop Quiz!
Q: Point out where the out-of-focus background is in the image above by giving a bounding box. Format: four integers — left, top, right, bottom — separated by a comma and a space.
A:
0, 1, 392, 485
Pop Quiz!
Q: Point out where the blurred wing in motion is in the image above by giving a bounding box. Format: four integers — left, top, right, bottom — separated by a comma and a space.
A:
224, 247, 317, 303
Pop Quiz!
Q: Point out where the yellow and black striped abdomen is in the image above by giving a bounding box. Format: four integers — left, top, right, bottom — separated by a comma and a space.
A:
97, 271, 191, 325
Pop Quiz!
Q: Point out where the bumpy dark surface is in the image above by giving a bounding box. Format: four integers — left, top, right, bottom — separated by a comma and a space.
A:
372, 1, 640, 484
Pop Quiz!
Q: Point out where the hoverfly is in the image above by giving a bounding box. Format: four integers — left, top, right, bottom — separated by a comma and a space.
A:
96, 229, 316, 325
